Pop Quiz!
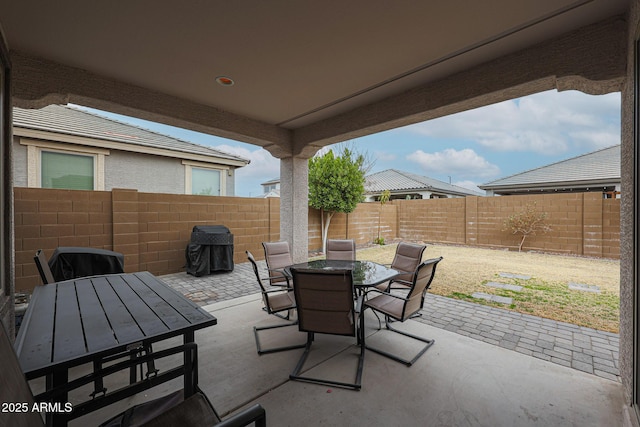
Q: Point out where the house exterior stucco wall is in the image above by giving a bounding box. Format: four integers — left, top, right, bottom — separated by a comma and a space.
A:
106, 151, 184, 193
11, 136, 26, 186
11, 139, 238, 196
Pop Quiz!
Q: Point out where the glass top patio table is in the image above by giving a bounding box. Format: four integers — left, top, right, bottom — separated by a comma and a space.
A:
285, 259, 399, 288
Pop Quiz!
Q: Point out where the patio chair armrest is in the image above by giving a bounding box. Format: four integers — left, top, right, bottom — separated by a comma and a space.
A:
216, 404, 266, 427
364, 288, 409, 303
265, 274, 290, 282
364, 287, 384, 297
263, 270, 291, 284
263, 288, 293, 294
389, 278, 412, 287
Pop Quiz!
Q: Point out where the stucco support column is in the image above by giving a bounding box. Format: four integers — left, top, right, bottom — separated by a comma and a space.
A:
280, 156, 308, 263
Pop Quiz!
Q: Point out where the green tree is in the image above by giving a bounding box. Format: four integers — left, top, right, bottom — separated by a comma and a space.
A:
309, 148, 366, 252
502, 202, 551, 252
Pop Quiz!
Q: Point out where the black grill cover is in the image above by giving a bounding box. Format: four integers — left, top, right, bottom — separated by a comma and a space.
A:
186, 225, 234, 276
190, 225, 234, 245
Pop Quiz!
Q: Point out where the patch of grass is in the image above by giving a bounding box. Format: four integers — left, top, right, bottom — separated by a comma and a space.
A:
356, 243, 620, 332
449, 291, 474, 301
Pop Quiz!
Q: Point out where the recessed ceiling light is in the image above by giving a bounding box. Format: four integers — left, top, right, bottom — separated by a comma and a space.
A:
216, 76, 234, 86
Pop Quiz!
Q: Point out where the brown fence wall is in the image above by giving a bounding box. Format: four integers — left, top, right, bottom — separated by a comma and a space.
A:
14, 188, 281, 292
394, 192, 620, 257
14, 188, 619, 292
307, 203, 397, 250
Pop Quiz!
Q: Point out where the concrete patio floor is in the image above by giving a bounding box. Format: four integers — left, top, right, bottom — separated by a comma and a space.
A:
73, 294, 624, 426
161, 260, 621, 382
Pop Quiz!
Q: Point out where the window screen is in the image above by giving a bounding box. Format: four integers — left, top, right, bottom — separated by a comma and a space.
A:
41, 151, 94, 190
192, 168, 221, 196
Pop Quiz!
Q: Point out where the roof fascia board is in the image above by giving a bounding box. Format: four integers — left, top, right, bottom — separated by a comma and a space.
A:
480, 179, 619, 191
367, 188, 478, 197
181, 159, 229, 170
14, 127, 248, 167
19, 137, 110, 155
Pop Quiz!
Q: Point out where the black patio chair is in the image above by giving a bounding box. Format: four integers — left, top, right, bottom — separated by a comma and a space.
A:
289, 267, 365, 391
34, 249, 55, 284
0, 317, 266, 427
247, 250, 306, 355
364, 257, 443, 366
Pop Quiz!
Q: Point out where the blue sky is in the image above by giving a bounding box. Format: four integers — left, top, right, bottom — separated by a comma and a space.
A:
77, 89, 621, 197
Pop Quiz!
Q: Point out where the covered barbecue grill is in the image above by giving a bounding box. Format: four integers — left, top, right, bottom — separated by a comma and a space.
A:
185, 225, 234, 276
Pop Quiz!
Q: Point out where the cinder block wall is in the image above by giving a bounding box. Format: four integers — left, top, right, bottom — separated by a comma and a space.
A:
395, 193, 620, 256
308, 202, 397, 249
397, 198, 466, 244
14, 187, 114, 291
14, 188, 280, 292
14, 188, 619, 293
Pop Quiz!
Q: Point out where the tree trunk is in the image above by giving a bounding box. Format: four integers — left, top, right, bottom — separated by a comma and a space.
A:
321, 210, 335, 253
377, 204, 382, 241
518, 234, 527, 252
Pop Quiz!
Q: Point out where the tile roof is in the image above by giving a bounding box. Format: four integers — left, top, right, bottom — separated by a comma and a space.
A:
480, 145, 620, 190
13, 104, 250, 164
365, 169, 483, 196
260, 177, 280, 186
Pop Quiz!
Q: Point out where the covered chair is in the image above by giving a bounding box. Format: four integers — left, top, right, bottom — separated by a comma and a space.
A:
247, 251, 306, 355
289, 267, 365, 390
364, 257, 443, 366
262, 241, 293, 287
0, 318, 266, 427
326, 239, 356, 261
374, 241, 427, 292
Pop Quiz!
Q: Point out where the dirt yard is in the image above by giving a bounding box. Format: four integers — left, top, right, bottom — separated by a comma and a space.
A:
356, 243, 620, 332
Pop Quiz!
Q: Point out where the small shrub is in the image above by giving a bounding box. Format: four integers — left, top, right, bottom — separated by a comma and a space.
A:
502, 202, 551, 252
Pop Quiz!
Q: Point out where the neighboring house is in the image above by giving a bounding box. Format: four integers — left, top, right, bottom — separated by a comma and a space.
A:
260, 177, 280, 198
12, 105, 250, 196
479, 145, 620, 198
364, 169, 484, 202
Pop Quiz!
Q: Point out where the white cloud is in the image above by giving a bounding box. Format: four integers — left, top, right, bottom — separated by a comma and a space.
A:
407, 90, 620, 154
408, 148, 500, 179
213, 145, 280, 196
214, 144, 279, 179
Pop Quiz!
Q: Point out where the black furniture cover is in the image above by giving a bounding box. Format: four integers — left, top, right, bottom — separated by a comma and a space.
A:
49, 246, 125, 282
186, 225, 234, 276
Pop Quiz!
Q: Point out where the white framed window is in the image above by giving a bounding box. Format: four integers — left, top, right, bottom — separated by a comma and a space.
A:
183, 161, 228, 196
41, 150, 94, 190
21, 139, 107, 190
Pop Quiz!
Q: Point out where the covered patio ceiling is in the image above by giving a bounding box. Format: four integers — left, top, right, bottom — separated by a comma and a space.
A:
0, 0, 629, 158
